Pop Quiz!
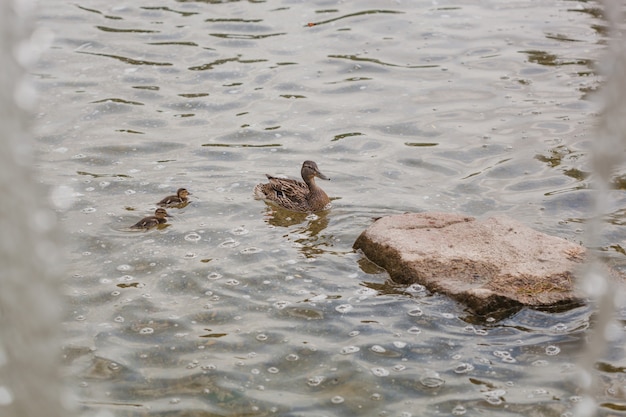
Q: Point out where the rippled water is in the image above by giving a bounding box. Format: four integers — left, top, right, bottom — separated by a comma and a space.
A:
32, 0, 626, 416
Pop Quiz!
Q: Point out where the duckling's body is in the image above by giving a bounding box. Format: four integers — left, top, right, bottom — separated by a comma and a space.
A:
130, 208, 170, 230
157, 188, 190, 207
254, 160, 331, 213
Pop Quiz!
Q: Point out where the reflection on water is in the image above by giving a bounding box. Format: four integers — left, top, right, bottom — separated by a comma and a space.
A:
261, 205, 332, 257
30, 0, 626, 416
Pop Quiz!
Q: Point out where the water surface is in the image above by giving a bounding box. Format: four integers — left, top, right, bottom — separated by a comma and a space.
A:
33, 0, 626, 415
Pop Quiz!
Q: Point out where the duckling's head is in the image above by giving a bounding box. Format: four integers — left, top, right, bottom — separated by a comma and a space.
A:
301, 160, 330, 181
177, 188, 190, 198
154, 208, 170, 218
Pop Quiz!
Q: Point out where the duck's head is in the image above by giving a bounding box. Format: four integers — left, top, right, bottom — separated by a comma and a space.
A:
154, 208, 170, 218
177, 188, 190, 198
301, 160, 330, 181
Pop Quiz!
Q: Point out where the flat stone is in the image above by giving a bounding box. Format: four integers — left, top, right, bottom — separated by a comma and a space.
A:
353, 212, 586, 316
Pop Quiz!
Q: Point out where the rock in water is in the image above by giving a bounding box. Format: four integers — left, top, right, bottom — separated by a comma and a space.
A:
353, 212, 586, 316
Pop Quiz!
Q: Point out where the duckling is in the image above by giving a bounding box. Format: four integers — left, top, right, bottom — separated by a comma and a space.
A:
157, 188, 190, 207
254, 160, 331, 213
130, 208, 170, 230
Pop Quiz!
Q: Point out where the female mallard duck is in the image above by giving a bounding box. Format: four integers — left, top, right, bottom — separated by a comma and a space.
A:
157, 188, 190, 207
254, 160, 331, 212
130, 208, 170, 230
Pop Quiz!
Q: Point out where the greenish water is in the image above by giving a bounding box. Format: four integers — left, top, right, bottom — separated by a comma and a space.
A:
33, 0, 626, 415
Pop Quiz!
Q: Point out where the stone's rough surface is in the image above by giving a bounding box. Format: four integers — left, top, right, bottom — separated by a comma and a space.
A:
353, 212, 586, 315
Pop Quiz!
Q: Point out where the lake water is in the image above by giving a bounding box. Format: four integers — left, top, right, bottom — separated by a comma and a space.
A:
32, 0, 626, 416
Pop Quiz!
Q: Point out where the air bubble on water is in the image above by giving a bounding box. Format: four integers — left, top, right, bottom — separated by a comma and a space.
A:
75, 315, 85, 321
452, 405, 467, 415
307, 375, 325, 387
225, 279, 240, 286
419, 371, 445, 388
139, 327, 154, 335
370, 345, 386, 353
125, 189, 136, 195
407, 308, 423, 317
545, 345, 560, 356
111, 291, 120, 296
371, 393, 382, 401
169, 397, 181, 404
81, 207, 96, 214
114, 316, 124, 323
251, 368, 260, 375
349, 330, 360, 337
241, 247, 262, 254
442, 312, 455, 319
184, 252, 197, 259
219, 238, 240, 248
371, 367, 390, 377
407, 326, 421, 335
273, 300, 290, 309
118, 275, 133, 282
474, 328, 488, 336
406, 283, 426, 294
201, 364, 216, 371
454, 363, 474, 374
256, 334, 268, 341
355, 287, 377, 297
330, 396, 344, 404
267, 367, 279, 374
305, 213, 319, 221
532, 359, 548, 367
286, 353, 299, 361
551, 323, 568, 332
207, 272, 222, 280
392, 364, 406, 372
493, 350, 516, 363
340, 346, 360, 355
117, 264, 133, 272
335, 304, 353, 313
185, 233, 202, 242
231, 226, 249, 235
393, 341, 407, 349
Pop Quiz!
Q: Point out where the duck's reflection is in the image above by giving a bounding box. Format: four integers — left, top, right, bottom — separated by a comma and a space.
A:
260, 204, 331, 257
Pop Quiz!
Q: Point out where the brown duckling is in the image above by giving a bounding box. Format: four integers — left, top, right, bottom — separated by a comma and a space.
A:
157, 188, 190, 207
130, 208, 170, 230
253, 160, 331, 213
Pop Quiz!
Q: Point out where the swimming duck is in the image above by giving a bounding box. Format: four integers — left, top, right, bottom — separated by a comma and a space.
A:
130, 208, 170, 230
254, 160, 331, 212
157, 188, 190, 207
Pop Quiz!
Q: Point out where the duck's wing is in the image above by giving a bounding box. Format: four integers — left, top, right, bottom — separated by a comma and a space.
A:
266, 176, 309, 199
254, 175, 310, 212
130, 216, 156, 229
157, 195, 178, 207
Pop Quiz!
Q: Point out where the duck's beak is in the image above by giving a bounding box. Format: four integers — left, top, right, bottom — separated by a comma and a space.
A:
316, 170, 330, 181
